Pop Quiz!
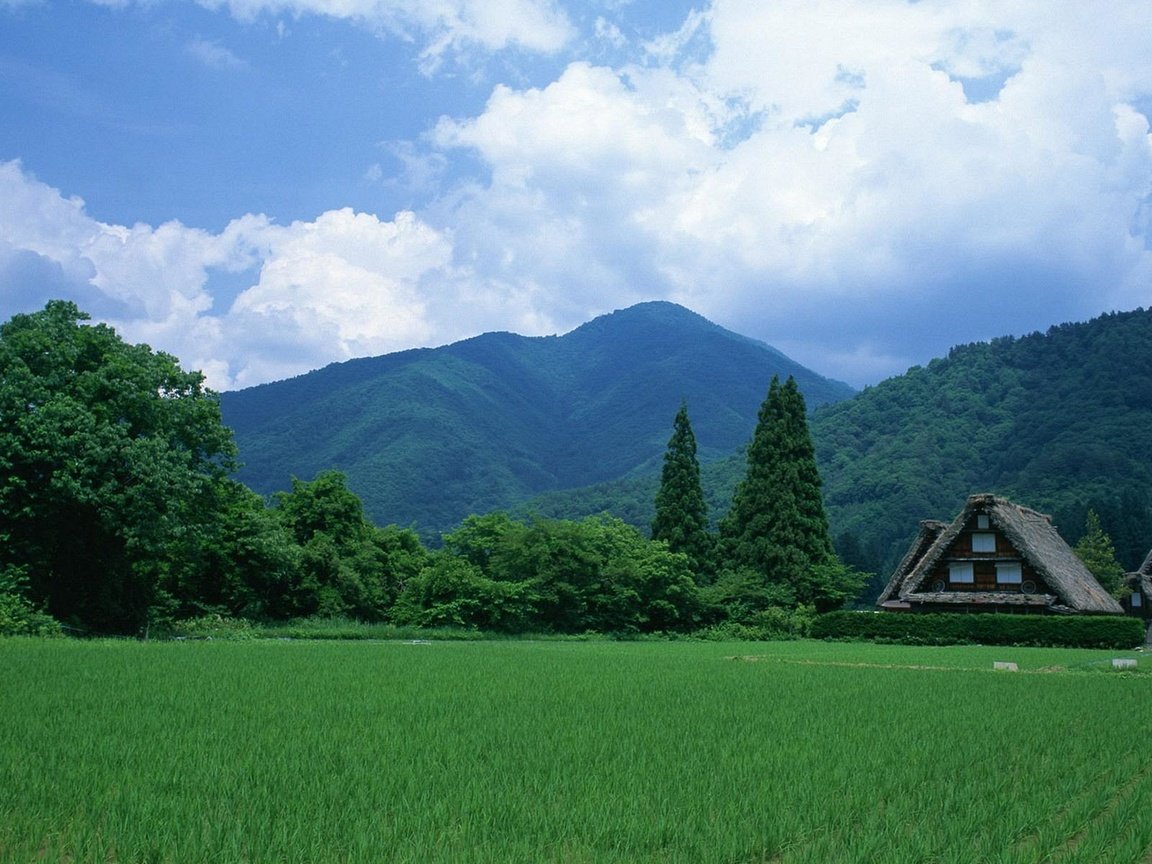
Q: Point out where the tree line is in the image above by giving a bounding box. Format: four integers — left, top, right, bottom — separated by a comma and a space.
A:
0, 302, 864, 637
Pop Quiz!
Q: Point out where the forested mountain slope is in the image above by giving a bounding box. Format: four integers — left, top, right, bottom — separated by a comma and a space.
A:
814, 308, 1152, 577
221, 302, 854, 536
526, 308, 1152, 587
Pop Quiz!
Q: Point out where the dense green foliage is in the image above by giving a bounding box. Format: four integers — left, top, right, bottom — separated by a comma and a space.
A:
812, 611, 1145, 649
396, 513, 703, 633
0, 569, 59, 637
8, 300, 1152, 635
0, 302, 237, 634
270, 471, 427, 620
3, 639, 1150, 863
814, 308, 1152, 584
526, 307, 1152, 597
0, 302, 822, 635
650, 402, 714, 581
222, 302, 853, 538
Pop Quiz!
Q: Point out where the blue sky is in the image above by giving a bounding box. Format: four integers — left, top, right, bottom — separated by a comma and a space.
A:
2, 0, 1151, 390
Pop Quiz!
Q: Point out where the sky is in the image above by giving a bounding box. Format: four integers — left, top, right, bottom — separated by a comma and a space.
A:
1, 0, 1151, 391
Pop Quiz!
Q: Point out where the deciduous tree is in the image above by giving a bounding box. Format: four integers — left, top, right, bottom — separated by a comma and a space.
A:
0, 301, 236, 634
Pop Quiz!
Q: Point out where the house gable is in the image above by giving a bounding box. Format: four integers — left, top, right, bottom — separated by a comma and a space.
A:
879, 493, 1123, 615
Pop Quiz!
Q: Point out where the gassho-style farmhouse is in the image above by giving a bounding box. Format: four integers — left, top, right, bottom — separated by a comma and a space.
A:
878, 493, 1124, 616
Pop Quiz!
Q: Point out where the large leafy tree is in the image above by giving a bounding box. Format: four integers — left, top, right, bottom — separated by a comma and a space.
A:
720, 376, 860, 610
405, 513, 702, 633
272, 470, 427, 620
0, 301, 237, 633
651, 402, 715, 582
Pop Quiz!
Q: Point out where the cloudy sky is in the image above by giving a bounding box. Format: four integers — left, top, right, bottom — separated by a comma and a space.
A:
2, 0, 1151, 390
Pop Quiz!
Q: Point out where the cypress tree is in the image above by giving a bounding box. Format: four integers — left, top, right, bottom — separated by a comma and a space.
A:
651, 402, 715, 582
720, 376, 853, 609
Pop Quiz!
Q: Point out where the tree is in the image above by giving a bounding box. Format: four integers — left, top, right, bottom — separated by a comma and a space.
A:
0, 301, 237, 634
651, 401, 715, 582
272, 471, 426, 619
1073, 509, 1125, 597
392, 553, 534, 632
165, 479, 300, 622
719, 376, 859, 611
432, 513, 702, 634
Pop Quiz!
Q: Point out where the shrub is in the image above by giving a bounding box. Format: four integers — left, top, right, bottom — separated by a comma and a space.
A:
811, 611, 1144, 649
168, 614, 257, 641
0, 591, 61, 637
696, 604, 816, 641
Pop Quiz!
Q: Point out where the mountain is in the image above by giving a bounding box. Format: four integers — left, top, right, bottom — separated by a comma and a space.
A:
812, 307, 1152, 579
220, 302, 855, 536
520, 307, 1152, 587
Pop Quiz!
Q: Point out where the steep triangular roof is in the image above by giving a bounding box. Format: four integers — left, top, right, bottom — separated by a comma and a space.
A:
879, 493, 1123, 614
1128, 548, 1152, 601
876, 519, 946, 606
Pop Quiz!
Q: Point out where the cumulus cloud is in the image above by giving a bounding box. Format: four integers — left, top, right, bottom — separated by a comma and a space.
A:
0, 161, 471, 389
426, 0, 1152, 384
195, 0, 573, 67
5, 1, 1152, 390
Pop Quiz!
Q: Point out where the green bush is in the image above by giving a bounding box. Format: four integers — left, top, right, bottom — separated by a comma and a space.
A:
696, 604, 816, 641
0, 591, 61, 637
811, 611, 1144, 649
168, 614, 257, 641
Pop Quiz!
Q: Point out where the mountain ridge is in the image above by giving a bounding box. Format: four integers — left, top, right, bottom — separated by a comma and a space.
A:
221, 301, 855, 535
520, 306, 1152, 585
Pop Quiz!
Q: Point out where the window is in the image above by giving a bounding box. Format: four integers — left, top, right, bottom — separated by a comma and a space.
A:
971, 533, 996, 553
976, 514, 990, 529
997, 563, 1022, 584
1133, 592, 1144, 609
949, 562, 974, 583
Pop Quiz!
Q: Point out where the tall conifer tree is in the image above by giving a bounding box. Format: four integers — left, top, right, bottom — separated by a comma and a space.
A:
652, 402, 715, 582
720, 376, 854, 609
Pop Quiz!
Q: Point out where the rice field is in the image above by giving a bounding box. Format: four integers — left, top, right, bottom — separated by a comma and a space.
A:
1, 638, 1150, 863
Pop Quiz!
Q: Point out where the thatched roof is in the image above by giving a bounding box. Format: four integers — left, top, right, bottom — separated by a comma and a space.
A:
879, 493, 1123, 614
1126, 548, 1152, 600
876, 520, 945, 605
1138, 549, 1152, 578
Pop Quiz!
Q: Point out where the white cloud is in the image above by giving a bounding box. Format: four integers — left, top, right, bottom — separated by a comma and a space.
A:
0, 161, 469, 389
186, 38, 249, 70
5, 2, 1152, 391
424, 0, 1152, 384
223, 208, 451, 386
195, 0, 574, 66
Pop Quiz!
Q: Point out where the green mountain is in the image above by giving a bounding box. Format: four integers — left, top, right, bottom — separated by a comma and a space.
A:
814, 307, 1152, 578
523, 307, 1152, 586
220, 302, 855, 536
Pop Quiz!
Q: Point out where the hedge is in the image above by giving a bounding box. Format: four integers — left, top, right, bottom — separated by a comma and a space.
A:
811, 611, 1145, 649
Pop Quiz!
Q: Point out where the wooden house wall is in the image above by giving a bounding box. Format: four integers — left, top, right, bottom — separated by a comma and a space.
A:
926, 519, 1050, 594
1121, 578, 1152, 620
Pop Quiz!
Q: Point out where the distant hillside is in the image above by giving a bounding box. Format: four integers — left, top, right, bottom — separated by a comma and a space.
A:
525, 308, 1152, 588
813, 307, 1152, 579
221, 302, 854, 536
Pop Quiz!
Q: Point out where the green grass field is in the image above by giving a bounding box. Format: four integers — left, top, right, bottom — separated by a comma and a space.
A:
2, 638, 1150, 863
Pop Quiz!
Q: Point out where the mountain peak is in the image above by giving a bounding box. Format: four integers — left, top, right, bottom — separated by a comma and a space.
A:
221, 303, 854, 536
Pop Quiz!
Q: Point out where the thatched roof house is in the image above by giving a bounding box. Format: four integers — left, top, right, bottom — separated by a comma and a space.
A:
878, 493, 1123, 615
